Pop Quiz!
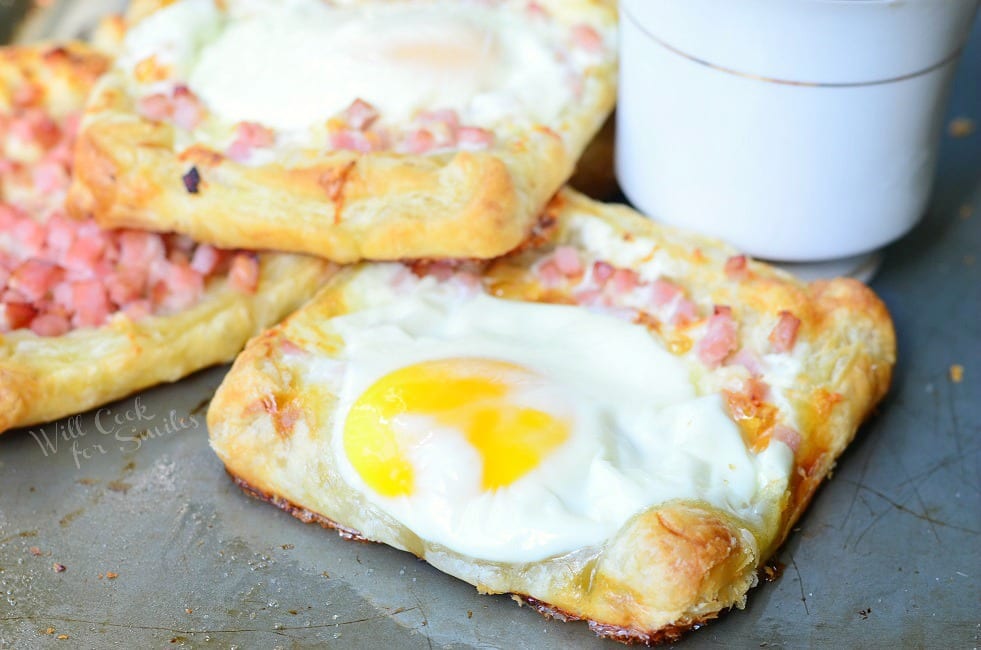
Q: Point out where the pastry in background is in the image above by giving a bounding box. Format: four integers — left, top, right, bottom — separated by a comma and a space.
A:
0, 42, 334, 435
69, 0, 618, 263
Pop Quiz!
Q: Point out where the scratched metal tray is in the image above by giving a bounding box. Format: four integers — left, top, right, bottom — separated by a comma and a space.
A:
1, 3, 979, 648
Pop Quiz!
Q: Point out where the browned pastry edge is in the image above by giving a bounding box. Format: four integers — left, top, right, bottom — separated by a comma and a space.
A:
231, 471, 372, 543
230, 470, 732, 646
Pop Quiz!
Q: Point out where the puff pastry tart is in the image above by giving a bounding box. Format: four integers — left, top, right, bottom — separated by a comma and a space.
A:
207, 188, 895, 643
0, 42, 334, 435
67, 0, 617, 263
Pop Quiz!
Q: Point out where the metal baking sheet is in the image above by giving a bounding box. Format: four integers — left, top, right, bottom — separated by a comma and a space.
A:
1, 3, 979, 647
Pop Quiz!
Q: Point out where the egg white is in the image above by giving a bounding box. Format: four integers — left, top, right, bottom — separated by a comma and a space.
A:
123, 0, 578, 132
298, 265, 793, 563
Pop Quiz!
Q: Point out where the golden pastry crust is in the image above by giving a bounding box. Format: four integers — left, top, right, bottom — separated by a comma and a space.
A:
207, 188, 895, 643
0, 41, 108, 117
0, 43, 336, 434
67, 0, 618, 263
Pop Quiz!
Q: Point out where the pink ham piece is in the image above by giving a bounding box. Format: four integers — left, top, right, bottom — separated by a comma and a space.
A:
399, 128, 438, 154
552, 246, 583, 277
769, 310, 801, 353
724, 255, 749, 280
8, 109, 60, 149
0, 103, 263, 337
329, 129, 379, 153
341, 99, 380, 131
32, 159, 69, 194
571, 24, 604, 53
227, 121, 275, 162
9, 259, 61, 302
71, 280, 111, 328
671, 297, 698, 326
592, 260, 615, 285
137, 93, 173, 122
649, 278, 681, 307
13, 218, 46, 257
770, 424, 802, 454
456, 126, 495, 151
190, 244, 222, 275
171, 85, 206, 131
229, 253, 260, 293
611, 268, 639, 293
697, 305, 739, 367
30, 312, 70, 337
0, 302, 37, 331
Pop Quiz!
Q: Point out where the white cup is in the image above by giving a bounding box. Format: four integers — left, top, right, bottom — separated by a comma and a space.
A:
616, 0, 979, 262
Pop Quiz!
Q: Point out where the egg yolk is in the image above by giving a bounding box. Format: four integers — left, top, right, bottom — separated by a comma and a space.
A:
343, 358, 570, 497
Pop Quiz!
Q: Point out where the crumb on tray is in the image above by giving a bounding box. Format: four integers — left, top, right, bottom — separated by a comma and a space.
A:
948, 117, 976, 138
949, 364, 964, 383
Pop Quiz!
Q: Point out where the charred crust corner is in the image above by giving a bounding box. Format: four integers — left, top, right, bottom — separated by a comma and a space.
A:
519, 595, 706, 646
182, 166, 201, 194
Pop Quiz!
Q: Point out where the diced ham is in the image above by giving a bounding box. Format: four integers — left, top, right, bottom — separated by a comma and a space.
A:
592, 260, 614, 285
417, 109, 460, 132
63, 236, 107, 272
744, 376, 770, 403
44, 214, 76, 254
30, 312, 70, 337
571, 24, 604, 52
399, 128, 437, 154
227, 121, 275, 162
456, 126, 495, 150
536, 259, 562, 287
552, 245, 583, 276
71, 280, 110, 328
649, 278, 682, 307
32, 159, 69, 194
727, 348, 764, 376
105, 271, 145, 306
341, 99, 380, 131
770, 424, 801, 454
9, 259, 61, 302
13, 218, 46, 257
154, 262, 205, 311
229, 253, 260, 293
171, 86, 206, 131
611, 268, 639, 293
13, 82, 41, 107
769, 310, 801, 353
8, 109, 60, 149
696, 305, 739, 367
671, 297, 698, 326
573, 287, 607, 307
137, 93, 173, 122
329, 129, 378, 153
190, 244, 221, 274
0, 301, 37, 332
526, 1, 549, 18
0, 103, 261, 337
0, 204, 21, 229
725, 255, 749, 280
118, 231, 166, 270
122, 299, 152, 321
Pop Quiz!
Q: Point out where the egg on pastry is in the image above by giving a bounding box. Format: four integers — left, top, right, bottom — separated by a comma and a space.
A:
0, 41, 334, 434
68, 0, 617, 263
207, 188, 895, 643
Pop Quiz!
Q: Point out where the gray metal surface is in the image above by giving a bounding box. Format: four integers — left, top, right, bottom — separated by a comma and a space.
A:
0, 3, 979, 648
